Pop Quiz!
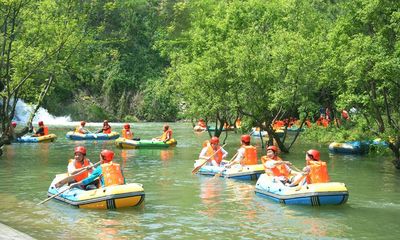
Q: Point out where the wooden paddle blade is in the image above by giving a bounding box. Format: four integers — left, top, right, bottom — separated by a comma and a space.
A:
191, 160, 207, 174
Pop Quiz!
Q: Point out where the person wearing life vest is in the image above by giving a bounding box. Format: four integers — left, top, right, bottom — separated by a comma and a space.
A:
341, 109, 350, 121
226, 135, 258, 168
96, 120, 112, 134
262, 145, 297, 183
199, 136, 228, 167
31, 121, 48, 137
154, 124, 173, 143
65, 146, 93, 184
71, 149, 125, 189
197, 119, 207, 128
304, 149, 330, 184
75, 121, 89, 134
121, 123, 133, 140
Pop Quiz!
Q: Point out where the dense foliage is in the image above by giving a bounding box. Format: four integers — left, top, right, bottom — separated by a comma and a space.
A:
1, 0, 400, 167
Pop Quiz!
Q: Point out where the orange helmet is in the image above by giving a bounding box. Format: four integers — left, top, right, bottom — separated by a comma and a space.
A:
101, 149, 114, 163
11, 121, 17, 127
210, 136, 219, 144
80, 121, 86, 126
306, 149, 320, 161
38, 121, 44, 126
241, 134, 251, 143
267, 146, 278, 153
124, 123, 130, 129
74, 146, 86, 155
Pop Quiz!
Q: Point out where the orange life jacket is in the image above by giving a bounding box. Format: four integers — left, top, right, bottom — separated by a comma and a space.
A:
198, 121, 206, 128
43, 126, 49, 135
261, 155, 282, 165
161, 129, 172, 141
122, 129, 133, 139
242, 146, 258, 165
306, 161, 330, 184
206, 145, 223, 165
101, 162, 125, 187
268, 160, 291, 178
73, 158, 91, 182
103, 126, 111, 134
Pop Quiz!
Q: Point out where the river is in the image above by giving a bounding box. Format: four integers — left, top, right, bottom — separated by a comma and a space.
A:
0, 122, 399, 239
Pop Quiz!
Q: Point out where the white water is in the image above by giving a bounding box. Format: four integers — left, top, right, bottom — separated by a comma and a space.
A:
12, 99, 71, 125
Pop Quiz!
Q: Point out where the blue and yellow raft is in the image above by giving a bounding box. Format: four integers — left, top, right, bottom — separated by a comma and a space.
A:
194, 160, 265, 181
16, 134, 57, 143
47, 174, 145, 209
255, 174, 348, 206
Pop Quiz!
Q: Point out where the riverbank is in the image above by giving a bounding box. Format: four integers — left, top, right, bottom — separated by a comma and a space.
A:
0, 222, 35, 239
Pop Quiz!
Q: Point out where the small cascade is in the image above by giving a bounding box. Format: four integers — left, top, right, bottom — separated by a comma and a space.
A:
12, 99, 71, 125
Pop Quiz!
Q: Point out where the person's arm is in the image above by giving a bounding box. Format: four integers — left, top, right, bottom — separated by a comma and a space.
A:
81, 167, 102, 186
198, 147, 208, 160
221, 148, 228, 159
35, 127, 44, 135
227, 149, 244, 167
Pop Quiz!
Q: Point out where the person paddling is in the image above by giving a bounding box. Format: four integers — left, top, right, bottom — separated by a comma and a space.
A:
96, 120, 112, 134
262, 145, 298, 184
121, 123, 133, 140
153, 124, 173, 143
70, 149, 125, 189
31, 121, 48, 137
198, 136, 228, 167
55, 146, 93, 188
76, 121, 89, 134
225, 135, 258, 169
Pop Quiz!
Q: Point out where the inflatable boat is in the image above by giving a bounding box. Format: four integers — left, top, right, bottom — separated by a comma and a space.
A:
46, 174, 145, 209
194, 160, 265, 181
66, 131, 120, 140
328, 141, 370, 154
255, 174, 348, 206
16, 134, 57, 143
115, 137, 177, 149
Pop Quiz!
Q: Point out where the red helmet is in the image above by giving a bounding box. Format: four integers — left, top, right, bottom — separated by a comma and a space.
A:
306, 149, 320, 161
74, 146, 86, 155
210, 136, 219, 144
11, 122, 17, 127
101, 149, 114, 163
38, 121, 44, 126
241, 134, 251, 143
124, 123, 130, 129
267, 146, 278, 153
80, 121, 86, 126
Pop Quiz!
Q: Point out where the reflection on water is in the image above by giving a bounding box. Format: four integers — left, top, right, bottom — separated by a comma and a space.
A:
0, 123, 400, 239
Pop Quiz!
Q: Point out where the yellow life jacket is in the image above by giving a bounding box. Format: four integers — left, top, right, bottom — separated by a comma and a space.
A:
122, 129, 133, 139
161, 129, 172, 141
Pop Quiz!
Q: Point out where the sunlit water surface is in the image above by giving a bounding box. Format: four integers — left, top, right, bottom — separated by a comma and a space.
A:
1, 122, 399, 239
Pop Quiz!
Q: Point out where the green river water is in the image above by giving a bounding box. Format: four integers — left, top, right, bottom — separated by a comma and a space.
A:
0, 122, 399, 239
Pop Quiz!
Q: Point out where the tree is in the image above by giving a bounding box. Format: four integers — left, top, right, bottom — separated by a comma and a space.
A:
0, 0, 91, 148
327, 0, 400, 168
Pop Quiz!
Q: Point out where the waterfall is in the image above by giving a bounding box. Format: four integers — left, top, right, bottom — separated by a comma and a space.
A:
12, 99, 71, 125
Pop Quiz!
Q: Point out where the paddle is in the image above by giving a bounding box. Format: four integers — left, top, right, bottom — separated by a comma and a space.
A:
213, 151, 239, 178
36, 185, 74, 205
53, 161, 101, 189
191, 144, 227, 175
